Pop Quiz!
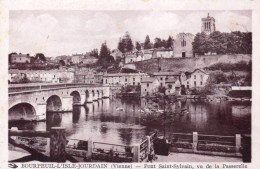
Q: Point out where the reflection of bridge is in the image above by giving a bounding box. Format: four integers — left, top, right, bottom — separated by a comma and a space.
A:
8, 83, 110, 120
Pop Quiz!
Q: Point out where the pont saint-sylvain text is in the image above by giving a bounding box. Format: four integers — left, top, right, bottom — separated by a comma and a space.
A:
143, 164, 248, 169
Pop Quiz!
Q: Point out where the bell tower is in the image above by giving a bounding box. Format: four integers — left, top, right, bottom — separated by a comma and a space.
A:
201, 13, 216, 35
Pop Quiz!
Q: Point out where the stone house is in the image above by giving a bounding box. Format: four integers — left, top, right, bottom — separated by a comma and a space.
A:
181, 69, 209, 89
111, 49, 123, 61
82, 56, 98, 64
165, 77, 181, 95
11, 53, 31, 64
152, 72, 182, 87
9, 69, 74, 83
153, 48, 173, 58
140, 77, 160, 97
173, 33, 194, 58
103, 73, 148, 86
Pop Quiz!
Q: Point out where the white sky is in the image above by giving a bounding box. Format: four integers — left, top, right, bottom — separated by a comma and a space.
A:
9, 10, 251, 57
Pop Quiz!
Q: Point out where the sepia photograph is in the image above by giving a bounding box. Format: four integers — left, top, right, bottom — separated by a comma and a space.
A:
7, 10, 252, 164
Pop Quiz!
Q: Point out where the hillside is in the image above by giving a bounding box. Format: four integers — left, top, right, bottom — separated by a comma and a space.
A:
135, 54, 251, 73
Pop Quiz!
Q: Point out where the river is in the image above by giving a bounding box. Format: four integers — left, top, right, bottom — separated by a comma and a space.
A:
9, 98, 251, 146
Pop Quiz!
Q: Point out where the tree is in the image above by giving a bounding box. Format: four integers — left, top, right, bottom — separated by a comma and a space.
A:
144, 35, 152, 49
135, 42, 141, 51
154, 38, 162, 48
166, 36, 173, 49
59, 60, 66, 66
35, 53, 46, 62
99, 41, 114, 64
90, 48, 99, 58
118, 32, 134, 53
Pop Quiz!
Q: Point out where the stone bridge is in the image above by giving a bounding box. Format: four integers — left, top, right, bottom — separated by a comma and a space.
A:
8, 83, 110, 121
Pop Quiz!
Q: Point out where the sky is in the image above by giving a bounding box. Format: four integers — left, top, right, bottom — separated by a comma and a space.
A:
9, 10, 252, 57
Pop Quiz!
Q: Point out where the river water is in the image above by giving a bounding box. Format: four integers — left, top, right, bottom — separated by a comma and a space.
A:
9, 98, 251, 146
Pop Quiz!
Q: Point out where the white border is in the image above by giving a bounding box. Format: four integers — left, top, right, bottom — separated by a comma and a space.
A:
1, 0, 260, 168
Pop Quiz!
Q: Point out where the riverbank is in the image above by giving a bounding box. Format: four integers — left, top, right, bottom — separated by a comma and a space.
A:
156, 152, 242, 162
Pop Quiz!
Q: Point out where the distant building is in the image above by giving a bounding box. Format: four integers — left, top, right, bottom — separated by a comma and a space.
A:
140, 77, 160, 97
8, 69, 74, 83
181, 69, 209, 89
11, 53, 31, 64
71, 54, 85, 64
153, 48, 173, 58
201, 13, 216, 35
165, 77, 181, 95
103, 73, 148, 86
111, 49, 123, 61
142, 49, 154, 60
125, 53, 143, 63
173, 33, 194, 58
74, 69, 96, 84
152, 72, 182, 87
82, 55, 98, 64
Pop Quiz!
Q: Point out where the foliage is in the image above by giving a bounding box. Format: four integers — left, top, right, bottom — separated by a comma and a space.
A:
35, 53, 46, 62
144, 35, 152, 49
192, 31, 252, 55
90, 48, 99, 58
153, 36, 173, 49
98, 42, 114, 64
117, 32, 134, 53
135, 42, 141, 51
206, 61, 251, 72
59, 60, 66, 66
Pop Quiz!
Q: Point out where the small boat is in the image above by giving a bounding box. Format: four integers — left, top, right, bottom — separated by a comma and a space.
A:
116, 107, 124, 111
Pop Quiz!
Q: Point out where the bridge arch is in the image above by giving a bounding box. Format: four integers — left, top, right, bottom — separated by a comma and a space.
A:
9, 102, 36, 121
46, 95, 62, 112
70, 91, 81, 105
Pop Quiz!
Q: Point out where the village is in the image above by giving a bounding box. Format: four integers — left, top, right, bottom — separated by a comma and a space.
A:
8, 13, 252, 100
8, 12, 252, 163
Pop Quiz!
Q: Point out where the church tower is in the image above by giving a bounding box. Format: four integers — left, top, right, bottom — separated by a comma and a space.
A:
201, 13, 216, 35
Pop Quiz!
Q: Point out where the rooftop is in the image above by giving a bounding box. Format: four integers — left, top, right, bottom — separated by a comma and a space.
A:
141, 77, 157, 83
153, 72, 181, 76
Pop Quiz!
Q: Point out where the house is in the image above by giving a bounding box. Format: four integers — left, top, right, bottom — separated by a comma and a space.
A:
124, 52, 143, 63
152, 72, 182, 87
11, 53, 31, 64
111, 49, 123, 61
9, 69, 75, 83
153, 48, 173, 58
140, 77, 160, 97
82, 55, 98, 64
165, 77, 181, 95
142, 49, 154, 60
182, 69, 209, 89
103, 73, 148, 86
71, 54, 85, 64
174, 33, 194, 58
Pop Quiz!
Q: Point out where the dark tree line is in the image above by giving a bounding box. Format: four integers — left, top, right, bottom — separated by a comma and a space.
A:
117, 32, 174, 52
192, 31, 252, 55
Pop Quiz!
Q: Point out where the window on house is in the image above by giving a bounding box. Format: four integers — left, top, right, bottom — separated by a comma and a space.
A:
200, 75, 203, 80
160, 77, 163, 80
194, 81, 196, 87
194, 75, 196, 79
133, 82, 135, 85
133, 78, 135, 81
201, 81, 203, 85
168, 85, 172, 89
125, 78, 127, 82
147, 83, 149, 87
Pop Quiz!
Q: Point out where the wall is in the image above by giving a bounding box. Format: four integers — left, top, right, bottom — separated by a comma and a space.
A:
135, 54, 251, 73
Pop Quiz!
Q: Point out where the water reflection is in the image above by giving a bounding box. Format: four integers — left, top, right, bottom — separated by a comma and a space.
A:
9, 98, 251, 146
